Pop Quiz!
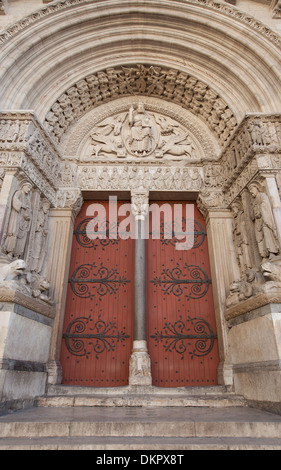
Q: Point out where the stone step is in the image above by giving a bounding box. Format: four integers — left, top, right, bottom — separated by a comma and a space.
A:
40, 384, 247, 408
1, 436, 281, 450
37, 393, 247, 408
1, 406, 281, 446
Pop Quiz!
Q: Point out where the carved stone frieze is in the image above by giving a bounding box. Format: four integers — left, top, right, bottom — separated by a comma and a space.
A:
0, 113, 62, 204
66, 96, 219, 161
77, 165, 204, 192
221, 115, 281, 194
44, 64, 238, 148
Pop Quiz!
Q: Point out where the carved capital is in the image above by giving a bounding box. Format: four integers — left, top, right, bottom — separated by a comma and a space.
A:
197, 190, 227, 219
56, 188, 83, 218
131, 190, 149, 220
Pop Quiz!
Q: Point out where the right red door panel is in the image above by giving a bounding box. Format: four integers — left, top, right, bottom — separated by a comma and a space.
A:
146, 201, 219, 387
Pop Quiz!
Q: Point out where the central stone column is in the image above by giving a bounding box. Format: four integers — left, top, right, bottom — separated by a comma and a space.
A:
129, 190, 152, 386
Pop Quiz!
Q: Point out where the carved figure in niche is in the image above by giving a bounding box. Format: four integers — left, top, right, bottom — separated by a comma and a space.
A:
231, 200, 251, 272
30, 198, 50, 274
4, 181, 33, 258
248, 182, 279, 261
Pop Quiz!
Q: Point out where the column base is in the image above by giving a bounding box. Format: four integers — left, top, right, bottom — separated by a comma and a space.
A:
129, 340, 152, 386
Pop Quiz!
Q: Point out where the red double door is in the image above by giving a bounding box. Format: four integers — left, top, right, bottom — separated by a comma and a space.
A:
60, 200, 219, 387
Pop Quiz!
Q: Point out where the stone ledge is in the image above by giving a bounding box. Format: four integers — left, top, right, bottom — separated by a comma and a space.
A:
0, 287, 55, 319
225, 291, 281, 321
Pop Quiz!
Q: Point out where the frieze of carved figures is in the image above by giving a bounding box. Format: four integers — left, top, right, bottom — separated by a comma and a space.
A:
44, 64, 238, 147
77, 165, 204, 192
25, 125, 62, 188
224, 157, 259, 206
221, 117, 281, 190
0, 119, 29, 148
0, 116, 62, 188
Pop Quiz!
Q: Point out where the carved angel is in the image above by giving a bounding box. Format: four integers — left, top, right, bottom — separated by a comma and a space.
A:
90, 114, 126, 156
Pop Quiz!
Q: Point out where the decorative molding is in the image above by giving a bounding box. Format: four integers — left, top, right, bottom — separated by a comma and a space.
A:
0, 0, 280, 51
0, 112, 62, 205
45, 64, 238, 149
77, 165, 204, 192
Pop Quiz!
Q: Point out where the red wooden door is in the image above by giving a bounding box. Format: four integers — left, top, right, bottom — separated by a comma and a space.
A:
60, 201, 134, 387
147, 201, 219, 387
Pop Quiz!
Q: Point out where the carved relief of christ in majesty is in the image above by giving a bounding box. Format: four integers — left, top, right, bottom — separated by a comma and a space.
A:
128, 103, 153, 156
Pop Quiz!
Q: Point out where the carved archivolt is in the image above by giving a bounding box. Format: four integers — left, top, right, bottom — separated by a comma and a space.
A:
44, 64, 238, 148
1, 0, 281, 50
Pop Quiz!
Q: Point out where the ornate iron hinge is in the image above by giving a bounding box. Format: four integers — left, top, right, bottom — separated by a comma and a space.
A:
150, 316, 217, 359
63, 315, 130, 358
150, 263, 211, 299
69, 262, 130, 299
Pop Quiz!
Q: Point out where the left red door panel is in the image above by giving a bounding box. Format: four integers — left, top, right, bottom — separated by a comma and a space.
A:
60, 201, 134, 387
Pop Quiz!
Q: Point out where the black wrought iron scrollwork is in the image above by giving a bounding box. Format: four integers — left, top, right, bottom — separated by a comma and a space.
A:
74, 217, 120, 249
156, 218, 206, 248
150, 316, 217, 359
69, 262, 130, 299
63, 315, 130, 358
151, 263, 211, 299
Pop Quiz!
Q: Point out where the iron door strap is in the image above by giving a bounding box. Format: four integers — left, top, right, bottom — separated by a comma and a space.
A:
150, 316, 217, 359
150, 263, 211, 299
63, 315, 130, 358
69, 262, 130, 299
